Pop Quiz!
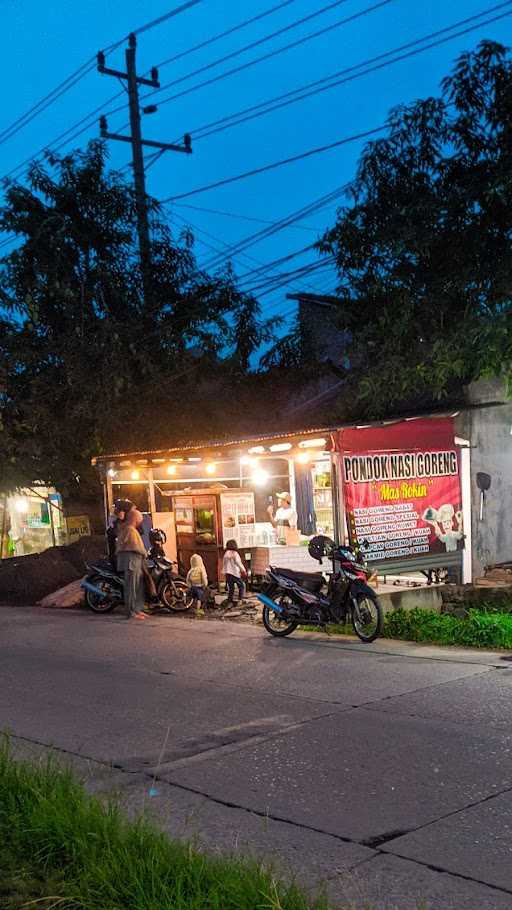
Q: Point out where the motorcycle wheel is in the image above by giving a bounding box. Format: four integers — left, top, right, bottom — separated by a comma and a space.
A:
351, 591, 383, 643
84, 574, 118, 613
160, 579, 193, 612
262, 596, 298, 637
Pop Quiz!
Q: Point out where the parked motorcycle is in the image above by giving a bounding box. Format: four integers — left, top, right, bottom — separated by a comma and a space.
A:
257, 535, 383, 643
82, 529, 192, 614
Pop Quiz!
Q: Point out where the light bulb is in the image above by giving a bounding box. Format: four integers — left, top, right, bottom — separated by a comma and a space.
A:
252, 468, 269, 486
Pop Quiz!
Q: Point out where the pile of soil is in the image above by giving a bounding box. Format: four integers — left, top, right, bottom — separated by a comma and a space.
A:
0, 535, 106, 606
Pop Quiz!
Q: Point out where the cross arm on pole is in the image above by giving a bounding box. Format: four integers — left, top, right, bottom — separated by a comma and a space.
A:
100, 120, 192, 154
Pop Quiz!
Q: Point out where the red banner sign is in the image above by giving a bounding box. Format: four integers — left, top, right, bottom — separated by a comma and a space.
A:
337, 419, 464, 563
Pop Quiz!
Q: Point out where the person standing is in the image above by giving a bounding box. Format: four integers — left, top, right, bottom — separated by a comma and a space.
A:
223, 539, 247, 605
267, 492, 298, 545
114, 500, 147, 621
186, 553, 209, 609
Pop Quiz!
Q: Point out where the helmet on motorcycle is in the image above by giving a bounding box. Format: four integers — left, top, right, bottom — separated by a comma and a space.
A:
308, 535, 335, 563
149, 528, 167, 545
113, 499, 133, 515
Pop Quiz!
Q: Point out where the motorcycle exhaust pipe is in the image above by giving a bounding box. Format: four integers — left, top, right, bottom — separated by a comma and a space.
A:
81, 580, 121, 601
256, 593, 285, 613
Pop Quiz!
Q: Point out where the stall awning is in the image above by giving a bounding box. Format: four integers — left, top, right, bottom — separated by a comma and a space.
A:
335, 416, 456, 453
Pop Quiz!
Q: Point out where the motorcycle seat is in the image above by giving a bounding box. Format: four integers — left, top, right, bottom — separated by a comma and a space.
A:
93, 557, 116, 571
271, 567, 325, 592
89, 561, 123, 579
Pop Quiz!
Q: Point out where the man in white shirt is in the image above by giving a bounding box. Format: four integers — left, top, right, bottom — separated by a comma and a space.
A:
267, 492, 298, 544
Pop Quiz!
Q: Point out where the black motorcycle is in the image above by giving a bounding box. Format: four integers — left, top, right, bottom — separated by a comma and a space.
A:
256, 535, 383, 643
82, 529, 192, 614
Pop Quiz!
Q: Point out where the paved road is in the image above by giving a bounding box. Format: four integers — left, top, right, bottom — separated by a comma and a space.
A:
2, 605, 512, 909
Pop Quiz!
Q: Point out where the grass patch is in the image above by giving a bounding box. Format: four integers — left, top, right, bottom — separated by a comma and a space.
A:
300, 608, 512, 649
383, 607, 512, 648
0, 741, 333, 910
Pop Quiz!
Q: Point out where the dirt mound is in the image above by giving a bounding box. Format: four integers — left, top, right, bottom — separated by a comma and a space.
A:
0, 535, 106, 606
58, 535, 106, 573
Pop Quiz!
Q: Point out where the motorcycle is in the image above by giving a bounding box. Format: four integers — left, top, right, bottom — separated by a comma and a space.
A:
256, 535, 383, 643
82, 528, 192, 614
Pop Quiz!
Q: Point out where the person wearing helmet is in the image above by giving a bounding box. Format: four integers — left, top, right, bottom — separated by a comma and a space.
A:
114, 500, 147, 620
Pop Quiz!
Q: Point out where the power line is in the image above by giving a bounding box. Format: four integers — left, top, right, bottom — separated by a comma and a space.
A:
133, 0, 203, 36
0, 60, 97, 148
187, 0, 512, 142
147, 0, 393, 108
1, 0, 298, 181
163, 125, 384, 203
243, 258, 336, 297
170, 210, 269, 271
169, 210, 327, 296
199, 185, 345, 270
173, 202, 322, 233
0, 0, 203, 178
153, 0, 298, 69
237, 242, 318, 284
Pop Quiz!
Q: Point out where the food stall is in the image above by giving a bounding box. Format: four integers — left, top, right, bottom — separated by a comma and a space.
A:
92, 430, 338, 583
91, 414, 472, 587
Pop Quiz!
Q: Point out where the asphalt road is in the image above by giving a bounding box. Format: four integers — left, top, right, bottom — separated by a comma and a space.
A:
2, 605, 512, 910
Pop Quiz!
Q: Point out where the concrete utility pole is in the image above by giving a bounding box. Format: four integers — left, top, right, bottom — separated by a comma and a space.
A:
97, 34, 192, 303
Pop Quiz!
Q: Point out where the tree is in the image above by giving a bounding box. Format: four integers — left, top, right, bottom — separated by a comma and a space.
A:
0, 142, 277, 495
319, 40, 512, 415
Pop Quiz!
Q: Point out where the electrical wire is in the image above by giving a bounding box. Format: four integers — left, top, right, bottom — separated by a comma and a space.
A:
145, 0, 393, 108
162, 125, 385, 203
199, 185, 345, 270
0, 60, 97, 148
153, 0, 298, 69
1, 0, 298, 181
173, 202, 323, 233
169, 210, 328, 295
242, 258, 336, 297
133, 0, 203, 36
237, 242, 318, 283
0, 1, 203, 152
170, 210, 269, 271
186, 0, 512, 142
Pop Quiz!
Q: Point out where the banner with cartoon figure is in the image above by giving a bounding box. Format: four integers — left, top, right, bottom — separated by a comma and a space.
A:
336, 418, 463, 563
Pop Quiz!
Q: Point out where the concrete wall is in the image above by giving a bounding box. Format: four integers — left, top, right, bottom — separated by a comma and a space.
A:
456, 380, 512, 578
298, 300, 348, 364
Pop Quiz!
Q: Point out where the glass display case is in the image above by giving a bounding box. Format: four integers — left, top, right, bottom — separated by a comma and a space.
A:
312, 461, 334, 537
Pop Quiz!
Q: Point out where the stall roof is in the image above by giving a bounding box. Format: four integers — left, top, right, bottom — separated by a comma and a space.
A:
91, 426, 337, 465
91, 403, 475, 467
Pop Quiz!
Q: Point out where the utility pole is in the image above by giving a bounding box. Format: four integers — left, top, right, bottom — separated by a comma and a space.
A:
97, 34, 192, 303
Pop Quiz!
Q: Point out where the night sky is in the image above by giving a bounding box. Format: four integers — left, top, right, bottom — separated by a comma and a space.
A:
2, 0, 511, 325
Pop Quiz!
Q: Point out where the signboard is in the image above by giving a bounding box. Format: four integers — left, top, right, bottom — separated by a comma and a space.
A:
174, 499, 194, 534
220, 492, 256, 547
66, 515, 91, 542
338, 419, 464, 563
